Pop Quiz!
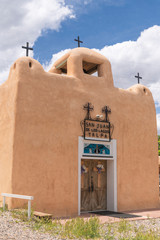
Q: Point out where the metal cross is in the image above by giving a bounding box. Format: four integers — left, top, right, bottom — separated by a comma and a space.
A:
74, 36, 83, 47
102, 106, 111, 122
22, 42, 33, 57
135, 72, 142, 84
83, 102, 94, 119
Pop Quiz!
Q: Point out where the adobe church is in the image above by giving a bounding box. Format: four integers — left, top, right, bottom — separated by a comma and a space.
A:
0, 47, 159, 217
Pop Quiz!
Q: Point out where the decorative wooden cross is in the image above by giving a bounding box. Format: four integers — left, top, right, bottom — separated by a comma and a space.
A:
135, 72, 142, 84
22, 42, 33, 57
74, 36, 83, 47
83, 102, 94, 119
102, 106, 111, 122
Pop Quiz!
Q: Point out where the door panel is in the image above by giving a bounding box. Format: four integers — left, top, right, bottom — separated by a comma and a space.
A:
81, 160, 91, 211
81, 159, 107, 212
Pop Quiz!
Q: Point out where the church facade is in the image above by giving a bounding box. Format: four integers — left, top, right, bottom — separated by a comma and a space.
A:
0, 48, 159, 217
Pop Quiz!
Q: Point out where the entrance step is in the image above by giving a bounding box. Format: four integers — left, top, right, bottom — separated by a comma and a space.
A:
33, 211, 52, 219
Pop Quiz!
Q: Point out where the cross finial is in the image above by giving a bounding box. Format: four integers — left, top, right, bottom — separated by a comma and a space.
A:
74, 36, 83, 47
22, 42, 33, 57
102, 106, 111, 122
83, 102, 94, 119
135, 72, 142, 84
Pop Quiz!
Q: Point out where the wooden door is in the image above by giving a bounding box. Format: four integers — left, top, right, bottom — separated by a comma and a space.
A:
81, 159, 107, 212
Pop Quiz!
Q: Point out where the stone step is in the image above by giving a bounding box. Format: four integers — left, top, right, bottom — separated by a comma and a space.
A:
33, 211, 52, 219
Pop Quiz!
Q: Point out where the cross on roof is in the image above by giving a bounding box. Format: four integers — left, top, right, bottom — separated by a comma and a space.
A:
83, 102, 94, 119
74, 36, 83, 47
135, 72, 142, 84
22, 42, 33, 57
102, 106, 111, 122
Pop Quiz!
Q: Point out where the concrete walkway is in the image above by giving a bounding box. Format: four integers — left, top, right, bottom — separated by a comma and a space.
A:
79, 209, 160, 223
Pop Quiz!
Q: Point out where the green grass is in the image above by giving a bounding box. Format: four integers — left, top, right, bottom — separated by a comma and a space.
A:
2, 209, 160, 239
133, 231, 160, 240
103, 220, 160, 240
10, 209, 101, 239
62, 217, 101, 239
0, 204, 8, 212
11, 209, 30, 222
33, 216, 101, 239
117, 219, 132, 233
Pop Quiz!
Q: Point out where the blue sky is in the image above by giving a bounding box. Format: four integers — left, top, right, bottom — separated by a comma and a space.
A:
34, 0, 160, 63
1, 0, 160, 132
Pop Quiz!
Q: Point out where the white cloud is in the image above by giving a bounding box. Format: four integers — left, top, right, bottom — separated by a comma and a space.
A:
96, 26, 160, 106
0, 0, 74, 83
43, 49, 71, 71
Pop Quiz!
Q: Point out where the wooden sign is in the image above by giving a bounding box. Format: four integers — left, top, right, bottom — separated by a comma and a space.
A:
84, 119, 110, 141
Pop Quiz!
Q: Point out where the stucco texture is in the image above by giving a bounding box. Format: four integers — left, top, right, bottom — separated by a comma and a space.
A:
0, 48, 159, 216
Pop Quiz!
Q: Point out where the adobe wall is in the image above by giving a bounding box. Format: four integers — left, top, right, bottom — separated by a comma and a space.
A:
0, 48, 159, 216
0, 65, 18, 208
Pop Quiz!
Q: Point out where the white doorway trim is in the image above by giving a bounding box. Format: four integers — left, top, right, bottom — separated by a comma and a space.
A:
78, 137, 117, 215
